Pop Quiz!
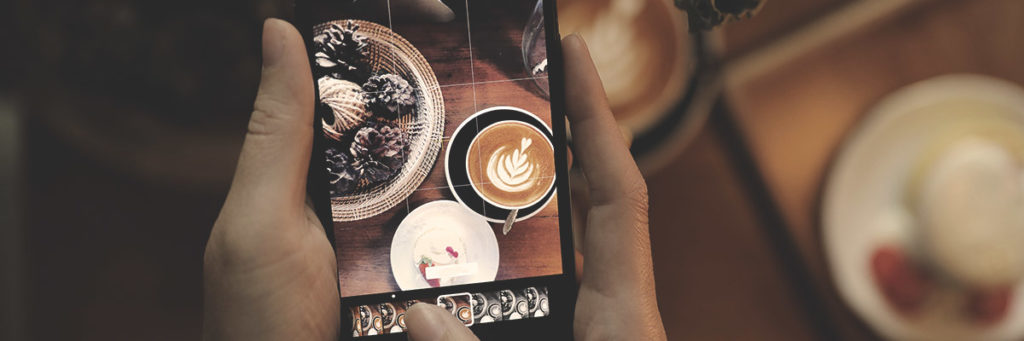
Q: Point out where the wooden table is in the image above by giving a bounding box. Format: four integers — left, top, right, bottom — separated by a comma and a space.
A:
332, 0, 563, 297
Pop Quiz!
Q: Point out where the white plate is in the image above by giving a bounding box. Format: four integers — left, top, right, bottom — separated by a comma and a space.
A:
823, 74, 1024, 340
390, 200, 499, 290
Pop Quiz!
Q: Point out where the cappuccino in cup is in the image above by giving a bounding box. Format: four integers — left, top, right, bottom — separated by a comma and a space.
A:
467, 121, 556, 209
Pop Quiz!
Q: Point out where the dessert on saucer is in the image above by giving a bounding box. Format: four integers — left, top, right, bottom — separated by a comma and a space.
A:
390, 200, 499, 290
824, 74, 1024, 340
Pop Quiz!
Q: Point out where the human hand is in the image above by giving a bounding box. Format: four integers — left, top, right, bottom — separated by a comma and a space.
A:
203, 19, 339, 340
403, 34, 667, 341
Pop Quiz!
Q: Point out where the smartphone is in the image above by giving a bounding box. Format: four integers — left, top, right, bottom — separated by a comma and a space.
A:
297, 0, 576, 339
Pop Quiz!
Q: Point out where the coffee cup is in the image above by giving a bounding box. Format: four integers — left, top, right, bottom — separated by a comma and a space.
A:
465, 108, 556, 212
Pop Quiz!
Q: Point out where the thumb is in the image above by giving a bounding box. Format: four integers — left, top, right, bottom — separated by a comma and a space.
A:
221, 18, 314, 222
405, 303, 479, 341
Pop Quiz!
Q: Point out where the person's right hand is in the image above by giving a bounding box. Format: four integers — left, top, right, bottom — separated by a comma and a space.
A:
404, 33, 667, 341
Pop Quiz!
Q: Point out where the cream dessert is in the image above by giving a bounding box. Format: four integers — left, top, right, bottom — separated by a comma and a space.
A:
413, 228, 467, 287
917, 137, 1024, 287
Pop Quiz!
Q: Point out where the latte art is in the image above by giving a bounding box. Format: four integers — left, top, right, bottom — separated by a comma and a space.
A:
487, 138, 539, 193
467, 120, 555, 208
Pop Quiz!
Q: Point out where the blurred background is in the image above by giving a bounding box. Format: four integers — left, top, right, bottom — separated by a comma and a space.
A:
4, 0, 1024, 339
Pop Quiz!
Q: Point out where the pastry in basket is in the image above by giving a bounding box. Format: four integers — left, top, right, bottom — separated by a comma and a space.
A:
363, 73, 417, 119
324, 120, 409, 196
319, 76, 370, 138
313, 19, 445, 221
313, 20, 369, 81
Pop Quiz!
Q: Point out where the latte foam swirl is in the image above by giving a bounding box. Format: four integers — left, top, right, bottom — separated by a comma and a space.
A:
486, 138, 538, 193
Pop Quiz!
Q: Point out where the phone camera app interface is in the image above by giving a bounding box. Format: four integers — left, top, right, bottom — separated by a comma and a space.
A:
310, 0, 562, 337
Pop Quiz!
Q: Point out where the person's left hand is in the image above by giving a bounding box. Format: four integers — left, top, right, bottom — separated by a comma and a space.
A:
203, 18, 340, 341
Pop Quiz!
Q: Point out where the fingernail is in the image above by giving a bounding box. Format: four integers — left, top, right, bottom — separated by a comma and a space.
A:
405, 303, 449, 341
262, 18, 286, 67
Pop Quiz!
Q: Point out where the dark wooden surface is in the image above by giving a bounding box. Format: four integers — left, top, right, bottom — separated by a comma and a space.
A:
333, 1, 560, 296
648, 118, 818, 340
392, 0, 474, 87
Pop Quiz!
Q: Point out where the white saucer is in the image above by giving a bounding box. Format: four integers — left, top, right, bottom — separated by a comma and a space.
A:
823, 74, 1024, 340
390, 200, 499, 290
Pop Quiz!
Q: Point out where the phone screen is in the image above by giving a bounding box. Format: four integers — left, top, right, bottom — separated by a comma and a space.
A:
298, 0, 575, 338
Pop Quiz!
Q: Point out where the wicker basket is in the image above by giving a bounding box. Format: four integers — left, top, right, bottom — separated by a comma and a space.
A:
314, 20, 445, 222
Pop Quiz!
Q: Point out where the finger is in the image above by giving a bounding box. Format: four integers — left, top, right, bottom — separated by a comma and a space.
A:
390, 0, 456, 22
566, 125, 629, 253
563, 33, 655, 308
566, 123, 631, 253
405, 303, 479, 341
221, 19, 314, 222
561, 34, 644, 206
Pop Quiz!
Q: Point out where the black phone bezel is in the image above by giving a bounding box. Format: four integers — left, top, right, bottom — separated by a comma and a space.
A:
296, 0, 576, 339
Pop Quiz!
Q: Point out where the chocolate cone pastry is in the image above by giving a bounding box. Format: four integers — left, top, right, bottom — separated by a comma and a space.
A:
313, 20, 369, 80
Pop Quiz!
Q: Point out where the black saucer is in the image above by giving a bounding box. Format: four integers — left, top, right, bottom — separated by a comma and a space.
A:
445, 107, 556, 223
